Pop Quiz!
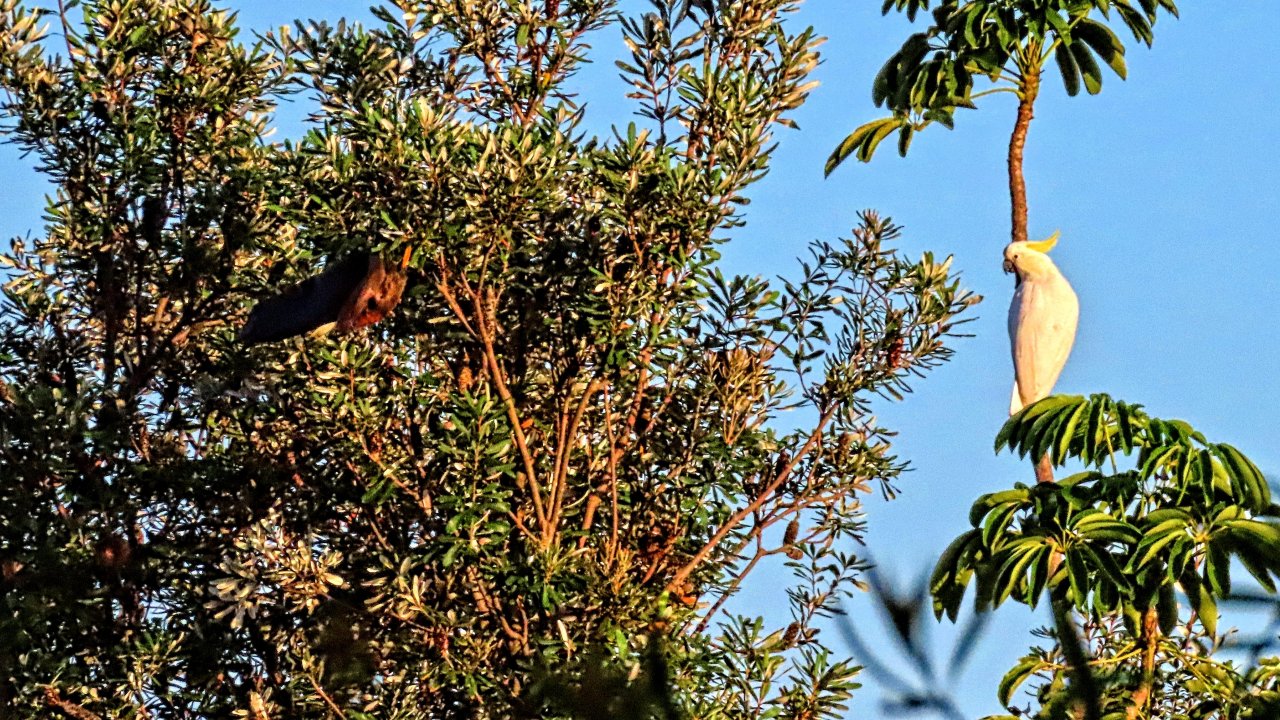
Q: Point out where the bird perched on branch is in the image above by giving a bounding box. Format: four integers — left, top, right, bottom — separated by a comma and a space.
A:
1004, 231, 1079, 483
239, 247, 411, 345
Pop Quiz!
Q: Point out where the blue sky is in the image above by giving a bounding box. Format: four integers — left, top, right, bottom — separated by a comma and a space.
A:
2, 1, 1277, 717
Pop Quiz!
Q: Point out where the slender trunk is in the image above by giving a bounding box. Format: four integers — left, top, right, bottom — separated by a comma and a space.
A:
1126, 605, 1160, 719
1035, 453, 1055, 484
1012, 67, 1049, 482
1008, 67, 1041, 245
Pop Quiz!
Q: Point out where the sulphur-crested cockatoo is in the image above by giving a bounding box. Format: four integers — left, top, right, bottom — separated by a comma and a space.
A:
1005, 231, 1078, 416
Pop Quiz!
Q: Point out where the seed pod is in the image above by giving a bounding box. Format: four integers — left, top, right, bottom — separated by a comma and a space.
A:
783, 518, 799, 546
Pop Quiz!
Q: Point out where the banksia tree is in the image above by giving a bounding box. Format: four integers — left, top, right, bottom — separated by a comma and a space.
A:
0, 0, 975, 717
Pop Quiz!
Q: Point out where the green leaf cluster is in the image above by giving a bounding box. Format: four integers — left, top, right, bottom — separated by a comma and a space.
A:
828, 0, 1179, 172
932, 395, 1280, 718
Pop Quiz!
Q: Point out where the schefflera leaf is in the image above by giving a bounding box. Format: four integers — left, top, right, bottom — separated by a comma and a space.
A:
937, 393, 1276, 647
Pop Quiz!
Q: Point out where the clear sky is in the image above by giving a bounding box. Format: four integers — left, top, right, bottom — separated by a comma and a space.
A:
2, 2, 1277, 717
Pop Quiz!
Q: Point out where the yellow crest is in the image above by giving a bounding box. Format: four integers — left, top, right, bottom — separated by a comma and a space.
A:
1024, 230, 1061, 253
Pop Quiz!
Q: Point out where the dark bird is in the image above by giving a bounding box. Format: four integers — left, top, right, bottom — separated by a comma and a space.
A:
239, 247, 410, 345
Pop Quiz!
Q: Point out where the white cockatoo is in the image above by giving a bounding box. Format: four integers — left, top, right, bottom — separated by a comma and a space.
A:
1004, 231, 1079, 416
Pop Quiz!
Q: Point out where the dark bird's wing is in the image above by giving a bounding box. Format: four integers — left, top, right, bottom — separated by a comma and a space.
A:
239, 252, 372, 345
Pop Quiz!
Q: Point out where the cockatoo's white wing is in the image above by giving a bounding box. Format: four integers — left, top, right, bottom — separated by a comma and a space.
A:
1008, 274, 1079, 414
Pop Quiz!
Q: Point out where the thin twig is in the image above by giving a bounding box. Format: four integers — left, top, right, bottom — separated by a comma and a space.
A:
308, 676, 348, 719
666, 406, 837, 592
470, 289, 548, 537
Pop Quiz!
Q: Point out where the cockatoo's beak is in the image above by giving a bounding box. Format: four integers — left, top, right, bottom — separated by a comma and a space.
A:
1003, 259, 1015, 274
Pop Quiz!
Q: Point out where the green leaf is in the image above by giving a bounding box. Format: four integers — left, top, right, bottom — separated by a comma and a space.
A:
963, 5, 989, 48
1045, 11, 1072, 45
1027, 546, 1052, 606
1073, 18, 1128, 79
1009, 395, 1079, 461
970, 487, 1030, 527
1133, 517, 1188, 568
931, 529, 981, 621
1139, 443, 1182, 481
1115, 400, 1140, 452
1197, 584, 1218, 637
998, 655, 1042, 707
1213, 443, 1270, 511
1115, 2, 1155, 46
1027, 400, 1068, 464
1073, 515, 1141, 545
1069, 42, 1104, 95
1234, 542, 1276, 593
1225, 519, 1280, 549
1066, 549, 1090, 605
825, 116, 906, 173
1084, 395, 1107, 465
897, 124, 914, 156
1082, 545, 1131, 593
922, 107, 956, 129
1141, 508, 1192, 525
982, 501, 1019, 548
1055, 401, 1089, 464
994, 540, 1046, 606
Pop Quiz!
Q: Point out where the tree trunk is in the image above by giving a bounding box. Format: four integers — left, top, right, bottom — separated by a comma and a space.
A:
1008, 67, 1041, 245
1126, 605, 1161, 719
1035, 453, 1055, 484
1012, 68, 1047, 483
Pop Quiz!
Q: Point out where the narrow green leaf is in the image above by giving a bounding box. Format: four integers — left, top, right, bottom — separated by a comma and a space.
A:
1055, 401, 1089, 464
1070, 42, 1104, 95
1066, 549, 1089, 606
1084, 396, 1105, 465
998, 656, 1041, 708
970, 488, 1030, 527
1115, 400, 1139, 452
1214, 443, 1269, 510
1086, 546, 1131, 593
825, 117, 905, 173
1115, 3, 1154, 46
1045, 11, 1072, 45
1197, 584, 1218, 637
1232, 542, 1273, 594
1074, 17, 1128, 79
1133, 519, 1187, 569
982, 501, 1019, 548
896, 124, 914, 156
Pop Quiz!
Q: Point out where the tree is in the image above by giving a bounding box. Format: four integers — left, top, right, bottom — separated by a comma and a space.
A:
932, 395, 1280, 719
0, 0, 976, 717
826, 0, 1179, 245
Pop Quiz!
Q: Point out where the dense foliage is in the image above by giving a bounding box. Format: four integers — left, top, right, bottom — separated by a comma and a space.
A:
0, 0, 975, 717
933, 395, 1280, 719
